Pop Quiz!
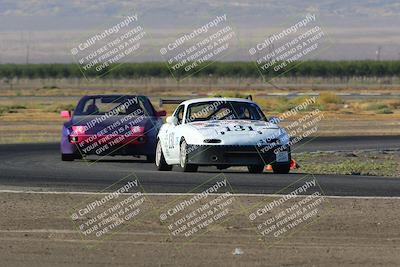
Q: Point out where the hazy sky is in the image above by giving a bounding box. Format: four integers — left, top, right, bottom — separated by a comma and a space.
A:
0, 0, 399, 63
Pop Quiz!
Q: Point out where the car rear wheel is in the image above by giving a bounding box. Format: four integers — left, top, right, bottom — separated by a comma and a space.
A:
272, 164, 290, 174
180, 140, 198, 172
146, 154, 156, 163
247, 165, 264, 173
61, 153, 75, 161
155, 140, 172, 171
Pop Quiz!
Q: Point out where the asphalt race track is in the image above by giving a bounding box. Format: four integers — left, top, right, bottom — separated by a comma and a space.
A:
0, 136, 399, 197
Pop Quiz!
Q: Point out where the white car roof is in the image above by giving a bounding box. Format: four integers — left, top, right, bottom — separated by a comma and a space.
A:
181, 97, 255, 106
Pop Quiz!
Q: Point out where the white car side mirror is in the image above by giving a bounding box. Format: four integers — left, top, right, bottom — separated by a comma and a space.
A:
166, 116, 178, 125
268, 116, 280, 124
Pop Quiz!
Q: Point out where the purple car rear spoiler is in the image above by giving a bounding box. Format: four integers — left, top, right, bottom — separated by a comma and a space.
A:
158, 95, 252, 107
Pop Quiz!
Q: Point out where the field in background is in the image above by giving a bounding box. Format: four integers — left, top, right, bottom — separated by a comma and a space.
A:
1, 76, 400, 95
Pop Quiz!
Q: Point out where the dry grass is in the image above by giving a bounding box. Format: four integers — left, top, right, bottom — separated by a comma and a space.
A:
349, 99, 399, 114
318, 92, 344, 105
2, 76, 400, 97
294, 150, 400, 177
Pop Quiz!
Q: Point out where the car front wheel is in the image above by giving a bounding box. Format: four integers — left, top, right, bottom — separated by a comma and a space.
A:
272, 164, 290, 174
155, 140, 172, 171
180, 140, 198, 172
247, 165, 264, 173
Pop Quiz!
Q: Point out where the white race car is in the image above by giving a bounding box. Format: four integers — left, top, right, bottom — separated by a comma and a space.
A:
155, 97, 291, 173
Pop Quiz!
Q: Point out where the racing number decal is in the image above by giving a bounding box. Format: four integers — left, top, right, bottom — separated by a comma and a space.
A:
168, 132, 175, 149
225, 125, 254, 131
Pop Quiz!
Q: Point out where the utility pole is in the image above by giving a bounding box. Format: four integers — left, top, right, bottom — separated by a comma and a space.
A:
269, 35, 274, 61
376, 46, 381, 61
26, 43, 30, 64
25, 31, 31, 64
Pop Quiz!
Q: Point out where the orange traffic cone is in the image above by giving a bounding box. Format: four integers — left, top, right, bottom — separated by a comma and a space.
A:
265, 164, 273, 171
265, 160, 299, 171
290, 159, 300, 169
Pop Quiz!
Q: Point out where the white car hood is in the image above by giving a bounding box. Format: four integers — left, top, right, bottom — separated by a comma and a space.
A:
187, 120, 285, 145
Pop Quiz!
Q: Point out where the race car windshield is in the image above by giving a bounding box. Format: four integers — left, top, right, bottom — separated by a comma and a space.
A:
186, 101, 267, 122
73, 96, 154, 116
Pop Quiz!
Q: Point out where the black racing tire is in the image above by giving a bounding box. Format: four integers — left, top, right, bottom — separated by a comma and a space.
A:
61, 153, 75, 161
179, 139, 198, 172
247, 165, 264, 173
155, 140, 172, 171
272, 164, 290, 174
145, 154, 156, 163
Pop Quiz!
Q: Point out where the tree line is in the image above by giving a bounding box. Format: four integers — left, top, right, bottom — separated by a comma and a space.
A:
0, 61, 399, 79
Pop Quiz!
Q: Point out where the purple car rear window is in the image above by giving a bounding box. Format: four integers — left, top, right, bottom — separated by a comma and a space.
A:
74, 96, 155, 116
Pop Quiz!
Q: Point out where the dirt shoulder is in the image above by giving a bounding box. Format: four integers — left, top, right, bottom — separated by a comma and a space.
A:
293, 150, 400, 177
1, 192, 399, 266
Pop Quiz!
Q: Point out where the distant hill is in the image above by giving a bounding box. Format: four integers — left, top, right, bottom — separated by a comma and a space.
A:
0, 0, 399, 63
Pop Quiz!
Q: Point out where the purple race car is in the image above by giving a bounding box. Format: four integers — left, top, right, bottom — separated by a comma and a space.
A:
60, 95, 166, 162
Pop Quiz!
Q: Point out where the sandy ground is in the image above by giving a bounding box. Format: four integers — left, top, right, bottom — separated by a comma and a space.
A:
1, 192, 399, 266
